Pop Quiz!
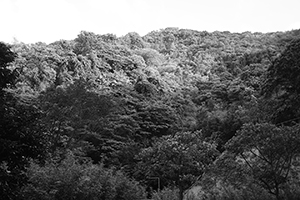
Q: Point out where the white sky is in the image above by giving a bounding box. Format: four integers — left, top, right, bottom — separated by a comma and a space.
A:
1, 0, 300, 44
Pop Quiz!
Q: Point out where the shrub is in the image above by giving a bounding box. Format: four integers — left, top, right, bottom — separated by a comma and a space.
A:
200, 181, 274, 200
152, 187, 179, 200
21, 152, 146, 200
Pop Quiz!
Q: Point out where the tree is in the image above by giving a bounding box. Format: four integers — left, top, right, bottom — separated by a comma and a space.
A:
225, 123, 300, 200
21, 151, 146, 200
0, 42, 16, 90
136, 131, 219, 200
0, 42, 48, 200
120, 32, 146, 50
39, 79, 115, 160
134, 48, 164, 67
263, 38, 300, 124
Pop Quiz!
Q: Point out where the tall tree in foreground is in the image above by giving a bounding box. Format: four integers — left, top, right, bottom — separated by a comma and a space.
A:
0, 42, 16, 89
263, 38, 300, 124
136, 131, 219, 200
0, 42, 47, 200
225, 123, 300, 200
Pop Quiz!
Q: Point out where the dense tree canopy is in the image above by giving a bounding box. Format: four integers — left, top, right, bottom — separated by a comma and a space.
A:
136, 131, 218, 200
263, 38, 300, 124
1, 28, 300, 200
0, 42, 16, 89
225, 123, 300, 199
0, 42, 48, 200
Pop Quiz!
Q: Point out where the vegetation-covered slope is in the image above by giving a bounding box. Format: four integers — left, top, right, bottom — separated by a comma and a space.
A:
1, 28, 300, 200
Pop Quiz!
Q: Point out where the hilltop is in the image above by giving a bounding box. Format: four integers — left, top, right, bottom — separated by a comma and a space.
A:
1, 28, 300, 200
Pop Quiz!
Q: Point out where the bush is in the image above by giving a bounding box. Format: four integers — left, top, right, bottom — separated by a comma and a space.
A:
21, 152, 146, 200
152, 187, 179, 200
200, 181, 274, 200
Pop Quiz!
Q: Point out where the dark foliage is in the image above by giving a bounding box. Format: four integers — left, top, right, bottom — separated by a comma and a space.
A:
263, 38, 300, 124
2, 28, 300, 200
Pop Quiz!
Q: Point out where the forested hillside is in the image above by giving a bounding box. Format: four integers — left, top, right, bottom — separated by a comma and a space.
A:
1, 28, 300, 200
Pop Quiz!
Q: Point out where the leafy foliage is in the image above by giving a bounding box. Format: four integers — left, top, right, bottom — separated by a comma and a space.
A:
136, 131, 219, 200
22, 152, 146, 200
263, 38, 300, 124
3, 28, 300, 200
0, 42, 16, 89
0, 42, 48, 200
224, 123, 300, 199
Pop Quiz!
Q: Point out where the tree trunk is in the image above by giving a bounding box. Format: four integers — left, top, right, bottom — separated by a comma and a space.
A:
179, 186, 184, 200
274, 181, 282, 200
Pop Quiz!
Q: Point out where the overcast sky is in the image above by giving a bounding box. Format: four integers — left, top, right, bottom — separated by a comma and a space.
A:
1, 0, 300, 44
